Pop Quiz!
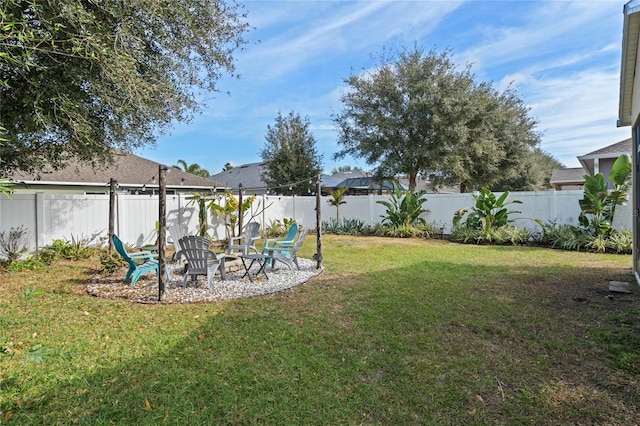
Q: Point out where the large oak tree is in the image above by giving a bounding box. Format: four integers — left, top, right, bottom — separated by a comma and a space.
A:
333, 45, 546, 192
0, 0, 250, 175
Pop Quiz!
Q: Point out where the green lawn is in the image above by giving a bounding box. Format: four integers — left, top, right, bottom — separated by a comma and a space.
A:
1, 235, 638, 424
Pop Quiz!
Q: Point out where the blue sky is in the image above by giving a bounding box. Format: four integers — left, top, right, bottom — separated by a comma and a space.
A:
138, 0, 631, 175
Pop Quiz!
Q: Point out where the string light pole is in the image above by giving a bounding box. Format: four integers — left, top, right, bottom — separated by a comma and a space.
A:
314, 173, 322, 269
108, 178, 117, 252
158, 165, 168, 301
238, 182, 244, 236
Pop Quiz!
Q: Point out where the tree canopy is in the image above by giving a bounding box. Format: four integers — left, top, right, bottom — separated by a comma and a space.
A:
0, 0, 250, 175
260, 111, 322, 195
333, 45, 545, 192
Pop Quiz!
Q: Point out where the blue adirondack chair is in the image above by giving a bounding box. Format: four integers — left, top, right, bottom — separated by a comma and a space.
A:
262, 222, 298, 263
112, 234, 170, 286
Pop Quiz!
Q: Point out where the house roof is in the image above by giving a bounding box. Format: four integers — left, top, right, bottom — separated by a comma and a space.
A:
618, 0, 640, 127
321, 170, 367, 188
10, 151, 222, 190
337, 177, 404, 191
549, 167, 585, 185
208, 162, 266, 192
577, 138, 632, 160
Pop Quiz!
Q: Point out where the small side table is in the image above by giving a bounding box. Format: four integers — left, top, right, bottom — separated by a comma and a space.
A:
239, 254, 270, 282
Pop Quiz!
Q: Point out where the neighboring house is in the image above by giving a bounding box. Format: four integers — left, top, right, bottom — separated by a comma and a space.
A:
211, 162, 401, 195
8, 151, 223, 195
549, 138, 632, 190
549, 168, 585, 191
208, 162, 267, 195
618, 0, 640, 283
397, 177, 459, 194
577, 138, 632, 188
330, 177, 403, 195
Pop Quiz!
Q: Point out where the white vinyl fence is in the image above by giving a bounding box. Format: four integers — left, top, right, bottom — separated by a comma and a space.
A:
0, 190, 632, 254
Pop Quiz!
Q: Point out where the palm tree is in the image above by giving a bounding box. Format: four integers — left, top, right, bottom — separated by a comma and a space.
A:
172, 159, 210, 178
326, 187, 348, 221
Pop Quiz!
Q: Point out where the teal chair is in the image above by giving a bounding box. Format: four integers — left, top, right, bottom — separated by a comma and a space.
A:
112, 234, 170, 286
262, 222, 298, 262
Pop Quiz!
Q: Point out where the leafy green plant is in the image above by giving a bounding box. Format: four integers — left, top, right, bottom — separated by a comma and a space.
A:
322, 218, 364, 235
534, 220, 632, 254
376, 182, 429, 228
21, 287, 45, 302
264, 218, 296, 238
5, 256, 44, 272
99, 248, 126, 274
47, 235, 94, 260
450, 224, 530, 245
453, 188, 522, 232
326, 187, 348, 220
207, 191, 258, 238
24, 344, 49, 364
578, 154, 632, 236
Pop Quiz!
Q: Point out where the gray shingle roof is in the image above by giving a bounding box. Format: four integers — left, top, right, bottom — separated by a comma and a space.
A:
549, 167, 586, 184
208, 162, 266, 192
10, 151, 222, 189
578, 138, 631, 158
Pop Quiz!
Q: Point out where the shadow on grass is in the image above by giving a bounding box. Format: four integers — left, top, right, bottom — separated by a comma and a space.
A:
3, 250, 640, 424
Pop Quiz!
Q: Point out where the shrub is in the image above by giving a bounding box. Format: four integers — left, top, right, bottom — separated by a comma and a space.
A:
5, 255, 44, 272
322, 218, 365, 235
373, 221, 441, 238
46, 234, 95, 260
264, 218, 296, 238
534, 221, 631, 254
450, 224, 531, 245
453, 188, 522, 232
99, 248, 126, 274
0, 226, 30, 264
377, 182, 429, 228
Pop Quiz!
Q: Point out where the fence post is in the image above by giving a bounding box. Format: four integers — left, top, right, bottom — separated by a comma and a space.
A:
35, 192, 45, 251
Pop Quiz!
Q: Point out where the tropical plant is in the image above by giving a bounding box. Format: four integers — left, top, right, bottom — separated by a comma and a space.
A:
326, 187, 348, 220
376, 182, 429, 228
322, 218, 364, 235
453, 188, 522, 232
173, 160, 210, 178
264, 218, 297, 238
208, 191, 257, 238
578, 154, 632, 236
0, 178, 12, 198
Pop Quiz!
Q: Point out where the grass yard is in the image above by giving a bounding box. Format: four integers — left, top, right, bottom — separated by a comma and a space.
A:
1, 235, 639, 424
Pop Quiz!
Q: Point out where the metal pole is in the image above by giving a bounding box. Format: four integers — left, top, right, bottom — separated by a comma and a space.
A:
158, 165, 167, 301
315, 173, 322, 269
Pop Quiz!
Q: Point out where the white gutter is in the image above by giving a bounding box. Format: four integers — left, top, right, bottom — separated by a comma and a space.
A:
618, 0, 640, 127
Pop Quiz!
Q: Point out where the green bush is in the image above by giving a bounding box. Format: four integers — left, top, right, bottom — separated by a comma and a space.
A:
322, 218, 365, 235
372, 221, 441, 238
450, 224, 531, 245
47, 234, 95, 260
99, 248, 126, 274
534, 221, 631, 254
264, 218, 296, 238
453, 188, 522, 232
377, 182, 429, 228
5, 255, 44, 272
